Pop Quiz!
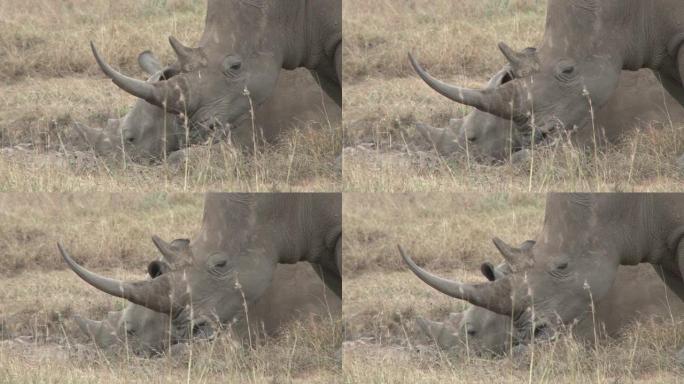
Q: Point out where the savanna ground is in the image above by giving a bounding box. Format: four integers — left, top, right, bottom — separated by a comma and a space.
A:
0, 0, 341, 192
342, 0, 684, 192
0, 194, 341, 383
342, 194, 684, 383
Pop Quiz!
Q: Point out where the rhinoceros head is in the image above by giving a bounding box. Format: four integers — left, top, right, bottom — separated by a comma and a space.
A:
72, 239, 197, 355
403, 195, 623, 344
416, 66, 525, 162
76, 51, 185, 163
75, 305, 171, 356
61, 225, 277, 341
410, 0, 624, 136
416, 245, 534, 355
90, 2, 286, 131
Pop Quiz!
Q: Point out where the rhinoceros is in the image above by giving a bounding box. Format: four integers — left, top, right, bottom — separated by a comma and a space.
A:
90, 0, 341, 133
410, 0, 684, 138
60, 193, 341, 341
74, 242, 340, 355
401, 194, 684, 361
417, 68, 684, 163
417, 247, 684, 356
77, 51, 340, 163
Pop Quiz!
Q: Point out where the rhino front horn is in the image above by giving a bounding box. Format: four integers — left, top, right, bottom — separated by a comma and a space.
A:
408, 53, 520, 120
398, 244, 515, 316
58, 242, 177, 315
90, 42, 163, 107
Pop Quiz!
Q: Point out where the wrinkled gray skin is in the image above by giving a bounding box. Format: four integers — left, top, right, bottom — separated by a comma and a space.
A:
74, 251, 340, 356
401, 194, 684, 361
417, 251, 684, 356
92, 0, 341, 133
77, 51, 339, 164
417, 68, 684, 163
61, 193, 341, 343
411, 0, 684, 136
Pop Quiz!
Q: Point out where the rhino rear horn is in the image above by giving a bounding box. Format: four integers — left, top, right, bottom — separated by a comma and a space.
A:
169, 36, 196, 68
492, 237, 534, 269
151, 235, 189, 264
497, 42, 540, 78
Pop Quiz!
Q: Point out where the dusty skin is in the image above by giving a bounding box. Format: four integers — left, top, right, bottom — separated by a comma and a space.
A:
343, 0, 684, 192
0, 0, 341, 192
0, 194, 341, 383
343, 193, 684, 383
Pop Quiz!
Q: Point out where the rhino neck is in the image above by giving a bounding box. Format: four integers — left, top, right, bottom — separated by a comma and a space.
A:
280, 0, 341, 71
197, 194, 339, 266
614, 0, 671, 71
544, 194, 677, 267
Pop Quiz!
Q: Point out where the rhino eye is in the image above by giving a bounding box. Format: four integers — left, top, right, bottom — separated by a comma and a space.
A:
215, 260, 227, 268
556, 262, 568, 270
555, 61, 577, 81
223, 55, 243, 76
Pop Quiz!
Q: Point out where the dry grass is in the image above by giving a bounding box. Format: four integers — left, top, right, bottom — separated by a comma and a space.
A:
0, 194, 341, 383
342, 0, 684, 192
0, 0, 341, 192
342, 194, 684, 383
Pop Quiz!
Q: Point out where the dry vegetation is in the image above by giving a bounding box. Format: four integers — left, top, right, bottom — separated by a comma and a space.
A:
0, 0, 341, 192
342, 0, 684, 192
0, 194, 341, 383
342, 194, 684, 383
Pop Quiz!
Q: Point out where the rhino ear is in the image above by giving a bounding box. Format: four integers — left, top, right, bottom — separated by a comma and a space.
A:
138, 51, 163, 76
147, 260, 172, 278
74, 315, 102, 338
170, 238, 191, 251
487, 67, 515, 88
448, 118, 464, 133
480, 262, 497, 281
447, 311, 464, 327
519, 240, 536, 252
415, 316, 446, 340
